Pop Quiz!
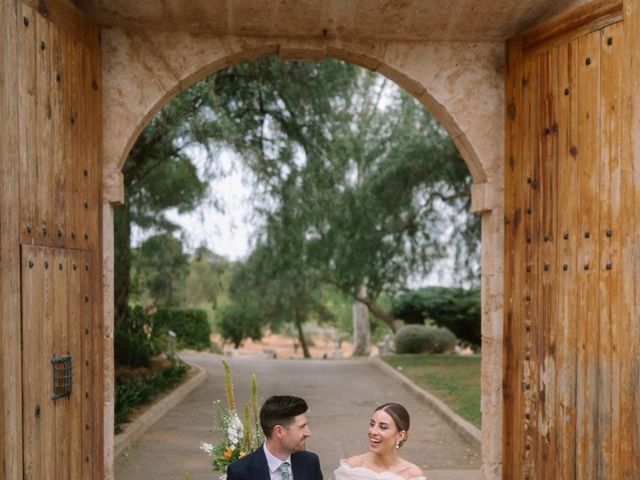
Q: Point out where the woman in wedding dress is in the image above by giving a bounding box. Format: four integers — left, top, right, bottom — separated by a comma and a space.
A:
333, 403, 426, 480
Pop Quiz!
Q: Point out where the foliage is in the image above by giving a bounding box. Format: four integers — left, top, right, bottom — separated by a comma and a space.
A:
132, 233, 190, 307
383, 354, 481, 427
117, 56, 480, 353
200, 361, 263, 477
391, 286, 481, 348
206, 57, 478, 336
153, 308, 212, 350
394, 324, 457, 354
216, 303, 263, 349
114, 357, 189, 432
114, 72, 230, 327
184, 246, 230, 314
114, 305, 155, 368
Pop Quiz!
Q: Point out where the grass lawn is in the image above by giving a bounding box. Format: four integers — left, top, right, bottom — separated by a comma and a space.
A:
382, 354, 481, 428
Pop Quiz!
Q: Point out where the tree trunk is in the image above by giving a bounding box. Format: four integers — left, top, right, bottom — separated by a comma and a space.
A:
352, 286, 371, 356
295, 307, 311, 358
355, 292, 401, 333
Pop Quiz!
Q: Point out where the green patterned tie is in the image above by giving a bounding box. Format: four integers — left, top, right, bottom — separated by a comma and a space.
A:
279, 462, 292, 480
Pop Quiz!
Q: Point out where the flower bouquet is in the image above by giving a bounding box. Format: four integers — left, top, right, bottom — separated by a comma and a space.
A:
200, 361, 263, 479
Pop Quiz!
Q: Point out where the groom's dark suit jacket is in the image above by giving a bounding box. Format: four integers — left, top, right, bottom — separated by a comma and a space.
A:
226, 445, 323, 480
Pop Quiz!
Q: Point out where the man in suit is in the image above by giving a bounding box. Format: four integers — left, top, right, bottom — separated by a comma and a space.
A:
227, 395, 323, 480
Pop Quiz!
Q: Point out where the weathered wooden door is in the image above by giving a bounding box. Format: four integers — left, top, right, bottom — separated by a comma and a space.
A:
504, 1, 640, 478
1, 0, 103, 478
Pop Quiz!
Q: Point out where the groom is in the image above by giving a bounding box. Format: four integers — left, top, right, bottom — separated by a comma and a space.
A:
227, 395, 323, 480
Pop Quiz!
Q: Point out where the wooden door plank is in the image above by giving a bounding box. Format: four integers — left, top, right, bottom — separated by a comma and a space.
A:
555, 38, 579, 480
503, 34, 524, 480
575, 30, 601, 480
1, 1, 24, 477
598, 21, 623, 479
50, 22, 66, 248
41, 249, 56, 479
81, 254, 95, 480
52, 249, 71, 480
68, 252, 84, 480
537, 46, 559, 480
18, 4, 37, 245
35, 12, 52, 247
63, 29, 80, 250
621, 1, 640, 476
21, 248, 44, 480
521, 53, 540, 479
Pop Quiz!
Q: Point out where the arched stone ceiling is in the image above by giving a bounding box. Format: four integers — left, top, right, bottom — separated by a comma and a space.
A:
73, 0, 587, 42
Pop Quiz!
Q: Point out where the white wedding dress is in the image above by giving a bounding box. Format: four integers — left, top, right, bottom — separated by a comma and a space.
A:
333, 459, 426, 480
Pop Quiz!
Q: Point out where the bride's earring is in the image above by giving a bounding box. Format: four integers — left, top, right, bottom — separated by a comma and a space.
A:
395, 442, 400, 449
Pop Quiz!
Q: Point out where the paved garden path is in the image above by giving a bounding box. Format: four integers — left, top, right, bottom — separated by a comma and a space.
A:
114, 353, 481, 480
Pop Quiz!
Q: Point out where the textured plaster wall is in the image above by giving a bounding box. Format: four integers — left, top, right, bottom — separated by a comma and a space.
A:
101, 29, 505, 480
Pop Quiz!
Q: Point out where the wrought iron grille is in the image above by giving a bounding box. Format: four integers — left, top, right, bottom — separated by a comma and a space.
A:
52, 354, 73, 400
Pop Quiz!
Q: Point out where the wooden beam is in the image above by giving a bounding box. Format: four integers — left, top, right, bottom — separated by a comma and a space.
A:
521, 0, 622, 55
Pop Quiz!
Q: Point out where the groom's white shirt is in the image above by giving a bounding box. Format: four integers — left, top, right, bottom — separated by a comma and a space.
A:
263, 443, 292, 480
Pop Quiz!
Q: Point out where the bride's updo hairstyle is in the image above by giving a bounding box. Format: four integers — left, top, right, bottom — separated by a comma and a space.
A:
375, 403, 410, 447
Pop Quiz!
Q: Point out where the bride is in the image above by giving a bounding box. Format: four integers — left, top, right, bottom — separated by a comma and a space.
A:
334, 403, 425, 480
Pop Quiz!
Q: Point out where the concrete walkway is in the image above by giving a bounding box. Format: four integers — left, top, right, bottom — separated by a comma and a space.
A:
114, 353, 480, 480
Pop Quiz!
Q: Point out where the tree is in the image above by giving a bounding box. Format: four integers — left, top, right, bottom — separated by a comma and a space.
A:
132, 233, 190, 308
114, 79, 228, 327
207, 58, 478, 334
184, 245, 229, 311
118, 56, 479, 350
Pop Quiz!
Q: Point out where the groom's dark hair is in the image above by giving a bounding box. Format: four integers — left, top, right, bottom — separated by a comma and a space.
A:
260, 395, 308, 437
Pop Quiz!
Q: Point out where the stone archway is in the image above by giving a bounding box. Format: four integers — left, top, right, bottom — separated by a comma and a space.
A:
100, 31, 505, 480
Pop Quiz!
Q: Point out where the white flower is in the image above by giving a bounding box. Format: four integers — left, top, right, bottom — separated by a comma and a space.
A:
200, 441, 214, 455
226, 413, 243, 446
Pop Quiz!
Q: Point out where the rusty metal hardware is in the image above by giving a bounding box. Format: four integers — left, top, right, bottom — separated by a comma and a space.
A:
28, 259, 34, 268
527, 207, 532, 214
52, 354, 73, 400
584, 261, 590, 270
23, 17, 29, 26
606, 228, 612, 237
544, 234, 550, 242
526, 235, 532, 243
606, 260, 612, 270
586, 57, 591, 65
42, 226, 47, 235
564, 87, 570, 96
44, 261, 48, 269
607, 37, 613, 46
563, 264, 568, 271
526, 265, 532, 272
584, 231, 590, 238
563, 232, 569, 240
544, 262, 550, 271
35, 404, 40, 417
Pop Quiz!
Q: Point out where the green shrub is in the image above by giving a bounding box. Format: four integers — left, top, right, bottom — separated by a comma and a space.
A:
114, 358, 189, 433
427, 325, 458, 353
115, 305, 154, 368
394, 324, 457, 354
392, 287, 480, 348
153, 308, 212, 350
216, 304, 262, 348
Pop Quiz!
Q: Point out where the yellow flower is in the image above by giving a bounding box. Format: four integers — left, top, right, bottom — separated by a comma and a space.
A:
239, 451, 247, 458
223, 446, 235, 460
